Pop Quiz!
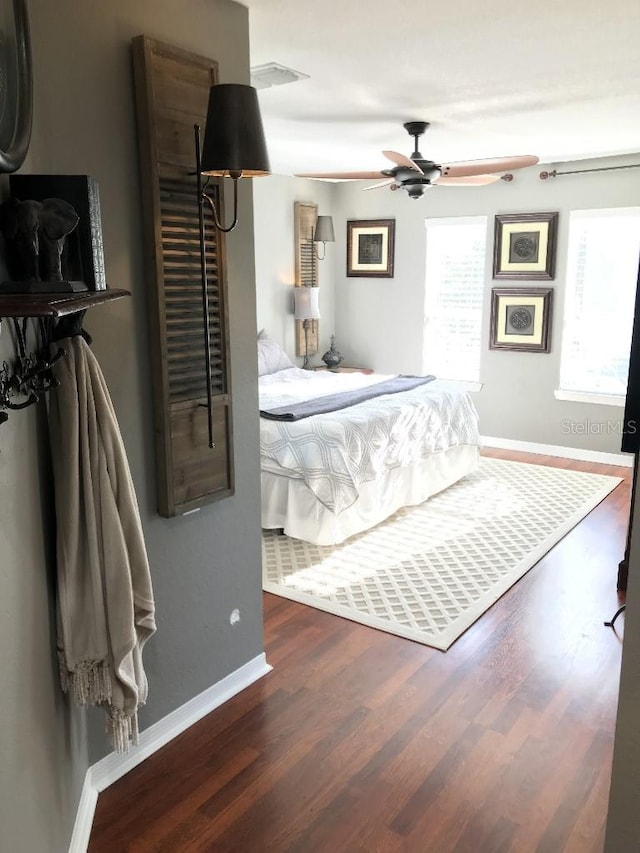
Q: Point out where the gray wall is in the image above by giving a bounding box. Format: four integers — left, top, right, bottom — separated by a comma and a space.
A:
0, 0, 263, 849
254, 174, 336, 361
0, 382, 89, 851
324, 155, 640, 454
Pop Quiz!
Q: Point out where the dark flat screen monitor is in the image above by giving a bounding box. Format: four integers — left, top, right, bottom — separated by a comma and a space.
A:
622, 258, 640, 453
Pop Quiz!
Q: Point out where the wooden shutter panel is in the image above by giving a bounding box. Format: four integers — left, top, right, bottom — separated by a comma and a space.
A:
294, 201, 319, 357
132, 36, 233, 516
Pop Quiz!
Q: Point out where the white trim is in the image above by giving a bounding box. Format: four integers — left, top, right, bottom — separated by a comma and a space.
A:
68, 652, 272, 853
67, 777, 98, 853
480, 435, 633, 468
554, 389, 625, 407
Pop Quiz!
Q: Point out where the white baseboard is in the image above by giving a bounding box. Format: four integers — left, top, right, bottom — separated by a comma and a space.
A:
68, 652, 272, 853
67, 780, 98, 853
480, 435, 633, 468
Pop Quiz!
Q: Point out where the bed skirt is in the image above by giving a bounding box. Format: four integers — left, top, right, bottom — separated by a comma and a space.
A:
261, 443, 480, 546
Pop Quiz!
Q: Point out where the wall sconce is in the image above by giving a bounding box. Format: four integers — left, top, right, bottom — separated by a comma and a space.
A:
294, 286, 321, 369
313, 215, 335, 260
194, 83, 270, 447
195, 83, 271, 234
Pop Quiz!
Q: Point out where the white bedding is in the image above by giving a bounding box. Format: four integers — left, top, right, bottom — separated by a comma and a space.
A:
259, 367, 480, 516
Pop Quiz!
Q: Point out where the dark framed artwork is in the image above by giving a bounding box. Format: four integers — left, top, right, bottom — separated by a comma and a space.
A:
8, 174, 107, 290
489, 287, 553, 352
493, 212, 558, 280
347, 219, 395, 277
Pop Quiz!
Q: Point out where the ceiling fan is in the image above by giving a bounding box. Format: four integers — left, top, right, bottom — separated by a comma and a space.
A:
296, 121, 539, 199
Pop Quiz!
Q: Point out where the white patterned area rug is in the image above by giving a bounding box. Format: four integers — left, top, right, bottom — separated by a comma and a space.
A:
262, 458, 622, 650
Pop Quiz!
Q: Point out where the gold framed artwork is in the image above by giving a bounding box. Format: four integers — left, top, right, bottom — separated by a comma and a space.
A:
493, 212, 558, 280
347, 219, 395, 277
489, 287, 553, 352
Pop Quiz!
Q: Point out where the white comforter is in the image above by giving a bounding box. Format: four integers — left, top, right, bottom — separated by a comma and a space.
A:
259, 368, 479, 514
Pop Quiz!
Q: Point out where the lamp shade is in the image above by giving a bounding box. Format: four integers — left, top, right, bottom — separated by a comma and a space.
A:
313, 215, 335, 244
294, 286, 321, 321
201, 84, 271, 177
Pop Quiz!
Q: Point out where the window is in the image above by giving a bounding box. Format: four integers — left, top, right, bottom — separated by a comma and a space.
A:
558, 208, 640, 401
423, 216, 487, 383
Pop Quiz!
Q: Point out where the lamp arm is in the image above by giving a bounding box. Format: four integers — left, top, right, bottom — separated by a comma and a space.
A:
195, 123, 215, 449
203, 178, 239, 234
315, 241, 326, 261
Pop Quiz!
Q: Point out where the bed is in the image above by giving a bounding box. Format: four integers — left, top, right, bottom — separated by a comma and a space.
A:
257, 334, 480, 546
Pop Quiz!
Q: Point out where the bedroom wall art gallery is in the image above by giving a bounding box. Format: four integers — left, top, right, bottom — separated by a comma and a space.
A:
254, 154, 640, 456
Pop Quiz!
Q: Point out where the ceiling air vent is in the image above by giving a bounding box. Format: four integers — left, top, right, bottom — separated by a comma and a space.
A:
250, 62, 309, 90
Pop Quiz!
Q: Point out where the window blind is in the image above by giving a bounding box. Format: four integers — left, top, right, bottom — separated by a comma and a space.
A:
423, 217, 487, 382
559, 208, 640, 397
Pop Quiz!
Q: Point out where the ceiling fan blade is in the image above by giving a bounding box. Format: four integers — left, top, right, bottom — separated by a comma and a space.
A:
440, 155, 539, 178
435, 174, 501, 186
363, 180, 395, 191
382, 150, 423, 172
295, 170, 387, 180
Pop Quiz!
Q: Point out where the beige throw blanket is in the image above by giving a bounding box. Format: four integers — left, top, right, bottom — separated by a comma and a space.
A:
49, 335, 156, 753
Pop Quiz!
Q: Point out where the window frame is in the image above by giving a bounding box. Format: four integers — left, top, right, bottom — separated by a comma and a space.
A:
557, 206, 640, 406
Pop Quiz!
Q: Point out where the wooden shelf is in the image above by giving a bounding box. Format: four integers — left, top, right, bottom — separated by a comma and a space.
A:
0, 288, 130, 319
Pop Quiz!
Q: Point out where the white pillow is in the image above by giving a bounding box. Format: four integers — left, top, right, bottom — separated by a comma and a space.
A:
257, 331, 295, 376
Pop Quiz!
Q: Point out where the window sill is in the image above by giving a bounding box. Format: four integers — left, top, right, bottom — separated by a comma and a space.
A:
554, 389, 625, 407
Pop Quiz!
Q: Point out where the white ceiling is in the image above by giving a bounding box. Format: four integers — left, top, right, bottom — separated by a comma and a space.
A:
241, 0, 640, 177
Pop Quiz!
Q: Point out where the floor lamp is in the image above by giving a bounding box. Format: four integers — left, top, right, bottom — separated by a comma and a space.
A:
294, 286, 321, 369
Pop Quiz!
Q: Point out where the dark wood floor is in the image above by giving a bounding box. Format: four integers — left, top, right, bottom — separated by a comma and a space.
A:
89, 450, 630, 852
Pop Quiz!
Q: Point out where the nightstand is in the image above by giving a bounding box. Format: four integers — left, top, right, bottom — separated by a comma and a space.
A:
313, 366, 374, 374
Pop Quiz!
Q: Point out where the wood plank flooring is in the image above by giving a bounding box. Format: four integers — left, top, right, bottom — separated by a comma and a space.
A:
89, 450, 630, 852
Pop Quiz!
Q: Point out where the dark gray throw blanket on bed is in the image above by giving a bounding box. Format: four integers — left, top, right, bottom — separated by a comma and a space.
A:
260, 374, 436, 421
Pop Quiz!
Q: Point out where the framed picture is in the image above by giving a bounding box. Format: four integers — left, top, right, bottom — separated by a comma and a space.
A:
493, 212, 558, 280
489, 287, 553, 352
8, 174, 106, 290
347, 219, 395, 277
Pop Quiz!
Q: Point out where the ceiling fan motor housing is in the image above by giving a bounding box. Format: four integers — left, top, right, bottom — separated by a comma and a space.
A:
413, 161, 441, 181
398, 155, 441, 197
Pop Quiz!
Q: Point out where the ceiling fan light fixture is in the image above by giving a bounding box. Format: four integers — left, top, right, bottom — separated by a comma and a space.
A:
406, 184, 428, 199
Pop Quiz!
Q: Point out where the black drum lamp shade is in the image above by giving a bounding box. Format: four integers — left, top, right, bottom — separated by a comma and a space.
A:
200, 83, 271, 178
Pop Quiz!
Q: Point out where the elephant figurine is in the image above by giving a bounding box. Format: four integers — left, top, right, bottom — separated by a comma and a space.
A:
0, 196, 80, 282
